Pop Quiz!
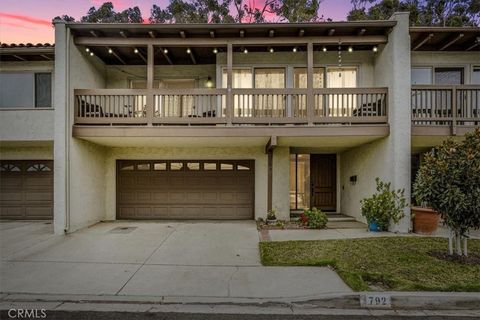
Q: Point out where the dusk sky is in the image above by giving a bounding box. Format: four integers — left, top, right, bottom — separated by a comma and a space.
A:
0, 0, 353, 44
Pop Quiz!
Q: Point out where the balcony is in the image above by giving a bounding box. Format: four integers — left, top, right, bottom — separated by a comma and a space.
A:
411, 85, 480, 136
74, 87, 388, 126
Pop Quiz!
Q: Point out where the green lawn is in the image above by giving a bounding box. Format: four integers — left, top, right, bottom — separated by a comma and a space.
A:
259, 237, 480, 292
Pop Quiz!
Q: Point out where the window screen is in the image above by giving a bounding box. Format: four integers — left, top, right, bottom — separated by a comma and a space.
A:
434, 68, 463, 85
472, 67, 480, 84
35, 73, 52, 108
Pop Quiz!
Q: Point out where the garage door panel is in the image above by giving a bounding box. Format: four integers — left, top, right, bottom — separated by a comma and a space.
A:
0, 160, 53, 220
117, 160, 254, 220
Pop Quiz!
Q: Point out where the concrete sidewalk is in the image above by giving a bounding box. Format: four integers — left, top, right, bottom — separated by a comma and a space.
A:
0, 221, 351, 300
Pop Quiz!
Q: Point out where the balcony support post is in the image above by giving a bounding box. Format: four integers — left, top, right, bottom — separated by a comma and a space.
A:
307, 42, 314, 125
452, 86, 457, 135
146, 44, 154, 126
226, 43, 233, 126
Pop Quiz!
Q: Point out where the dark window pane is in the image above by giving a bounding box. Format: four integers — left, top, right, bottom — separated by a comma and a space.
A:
434, 68, 463, 85
0, 73, 34, 108
35, 73, 52, 108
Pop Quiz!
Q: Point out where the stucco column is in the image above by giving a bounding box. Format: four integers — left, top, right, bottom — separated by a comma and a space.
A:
272, 146, 290, 220
376, 12, 412, 232
53, 21, 68, 234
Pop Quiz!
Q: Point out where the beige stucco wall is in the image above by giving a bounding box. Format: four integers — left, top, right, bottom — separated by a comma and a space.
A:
104, 146, 268, 221
0, 61, 55, 142
105, 65, 216, 88
54, 23, 108, 234
411, 51, 479, 84
340, 13, 412, 232
0, 146, 53, 160
272, 147, 290, 220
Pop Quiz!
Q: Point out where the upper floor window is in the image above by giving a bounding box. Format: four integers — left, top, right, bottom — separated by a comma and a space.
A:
326, 67, 357, 88
411, 67, 432, 85
0, 72, 52, 109
434, 67, 463, 85
294, 68, 325, 88
472, 67, 480, 84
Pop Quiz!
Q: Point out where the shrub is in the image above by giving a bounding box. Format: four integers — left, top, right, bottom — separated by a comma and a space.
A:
300, 207, 328, 229
413, 128, 480, 256
361, 178, 407, 230
267, 209, 277, 220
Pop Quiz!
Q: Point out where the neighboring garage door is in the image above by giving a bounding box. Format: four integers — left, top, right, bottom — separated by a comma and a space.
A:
0, 160, 53, 220
117, 160, 254, 220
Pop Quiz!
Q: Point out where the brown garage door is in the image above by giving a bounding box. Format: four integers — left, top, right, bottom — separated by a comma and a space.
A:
117, 160, 254, 220
0, 160, 53, 220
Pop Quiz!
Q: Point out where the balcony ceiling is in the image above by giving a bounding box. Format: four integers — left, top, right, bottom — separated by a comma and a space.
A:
410, 27, 480, 51
68, 21, 396, 65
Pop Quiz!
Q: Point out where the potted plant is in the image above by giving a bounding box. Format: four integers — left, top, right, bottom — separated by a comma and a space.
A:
361, 178, 407, 232
299, 207, 328, 229
413, 129, 480, 256
266, 209, 277, 225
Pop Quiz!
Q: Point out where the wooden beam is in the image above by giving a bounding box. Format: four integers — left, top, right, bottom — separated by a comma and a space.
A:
187, 48, 197, 64
108, 47, 126, 65
159, 47, 173, 65
146, 44, 154, 125
226, 43, 233, 125
180, 30, 186, 38
412, 33, 433, 51
440, 33, 464, 51
307, 42, 314, 126
298, 29, 305, 37
90, 30, 100, 37
210, 30, 215, 38
75, 35, 389, 47
240, 30, 245, 38
40, 54, 52, 61
13, 55, 26, 61
269, 29, 275, 37
466, 37, 480, 51
119, 30, 128, 38
265, 136, 277, 153
328, 29, 335, 36
134, 47, 147, 63
357, 28, 366, 36
148, 31, 157, 38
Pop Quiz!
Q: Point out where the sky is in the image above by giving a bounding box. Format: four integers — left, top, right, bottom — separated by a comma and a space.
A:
0, 0, 353, 44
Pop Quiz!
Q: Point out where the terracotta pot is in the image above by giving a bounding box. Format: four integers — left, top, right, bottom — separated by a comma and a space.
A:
412, 207, 440, 235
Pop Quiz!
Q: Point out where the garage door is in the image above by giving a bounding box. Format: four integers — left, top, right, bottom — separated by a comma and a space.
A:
117, 160, 254, 220
0, 160, 53, 220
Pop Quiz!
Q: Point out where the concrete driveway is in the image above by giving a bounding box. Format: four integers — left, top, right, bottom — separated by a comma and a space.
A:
0, 221, 351, 301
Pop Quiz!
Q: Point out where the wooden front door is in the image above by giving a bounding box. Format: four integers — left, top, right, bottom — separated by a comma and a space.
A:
310, 155, 336, 211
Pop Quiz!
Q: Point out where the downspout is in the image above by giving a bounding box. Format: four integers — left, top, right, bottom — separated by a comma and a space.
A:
64, 27, 71, 233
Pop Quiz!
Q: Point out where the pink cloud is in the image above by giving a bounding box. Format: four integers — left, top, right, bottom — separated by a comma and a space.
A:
1, 21, 35, 30
0, 12, 51, 27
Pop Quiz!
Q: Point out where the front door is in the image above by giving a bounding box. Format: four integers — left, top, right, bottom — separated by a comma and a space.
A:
310, 155, 336, 211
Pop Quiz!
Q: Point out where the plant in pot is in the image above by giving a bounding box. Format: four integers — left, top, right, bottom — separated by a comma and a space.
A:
412, 128, 480, 256
266, 209, 277, 225
361, 178, 407, 232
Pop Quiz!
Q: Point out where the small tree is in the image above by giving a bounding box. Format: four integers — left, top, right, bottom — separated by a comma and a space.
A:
413, 128, 480, 256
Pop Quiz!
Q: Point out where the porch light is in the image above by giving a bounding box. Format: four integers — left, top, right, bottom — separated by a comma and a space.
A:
372, 46, 378, 52
292, 47, 297, 52
134, 48, 139, 54
212, 48, 218, 54
269, 47, 274, 53
206, 76, 213, 88
85, 47, 90, 53
186, 48, 191, 54
163, 48, 168, 54
243, 48, 248, 54
348, 46, 353, 52
322, 46, 327, 52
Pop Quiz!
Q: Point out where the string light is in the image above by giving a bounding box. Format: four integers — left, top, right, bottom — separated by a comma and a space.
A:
212, 48, 218, 54
85, 47, 90, 52
163, 48, 168, 54
134, 48, 139, 54
186, 48, 191, 54
243, 48, 248, 54
348, 46, 353, 52
322, 46, 327, 52
338, 41, 342, 77
269, 47, 274, 53
373, 46, 378, 53
108, 48, 113, 54
292, 47, 297, 53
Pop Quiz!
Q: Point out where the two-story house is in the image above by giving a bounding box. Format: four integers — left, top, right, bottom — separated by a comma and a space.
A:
0, 12, 478, 235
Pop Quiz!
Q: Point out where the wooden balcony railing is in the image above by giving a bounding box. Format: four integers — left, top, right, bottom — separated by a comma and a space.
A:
412, 85, 480, 134
74, 87, 388, 126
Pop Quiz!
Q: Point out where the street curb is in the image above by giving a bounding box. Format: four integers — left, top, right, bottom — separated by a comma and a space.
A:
1, 291, 479, 311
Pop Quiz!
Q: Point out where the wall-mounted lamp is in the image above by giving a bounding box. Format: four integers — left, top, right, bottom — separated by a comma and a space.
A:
349, 175, 357, 185
205, 76, 213, 88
